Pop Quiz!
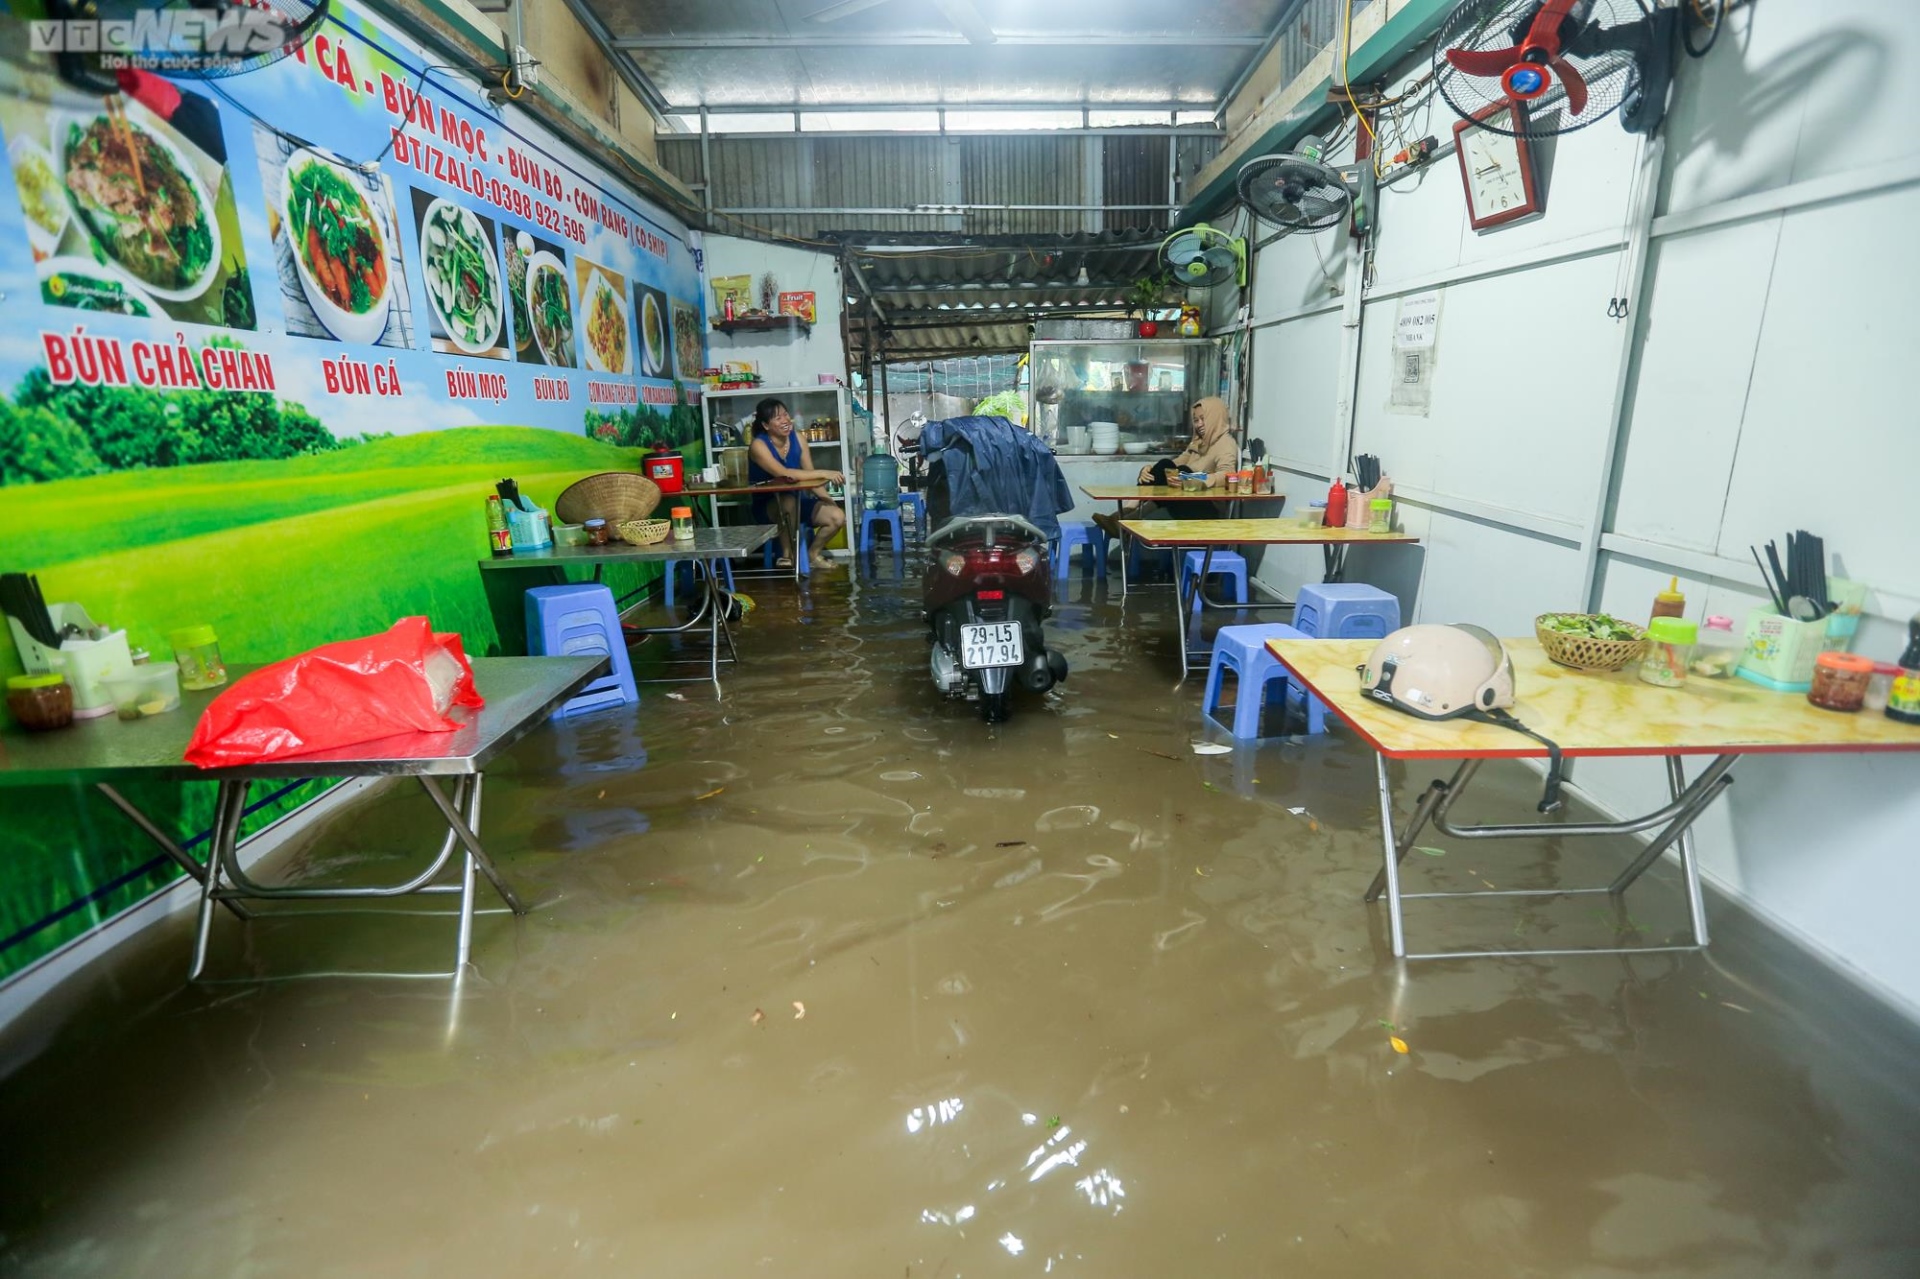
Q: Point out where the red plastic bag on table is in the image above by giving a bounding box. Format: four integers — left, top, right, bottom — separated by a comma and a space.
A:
184, 617, 484, 769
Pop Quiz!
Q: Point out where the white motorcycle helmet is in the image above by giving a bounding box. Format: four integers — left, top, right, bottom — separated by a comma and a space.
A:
1359, 623, 1515, 719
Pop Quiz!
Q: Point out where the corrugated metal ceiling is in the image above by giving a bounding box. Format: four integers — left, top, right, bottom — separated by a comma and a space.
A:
578, 0, 1294, 112
837, 230, 1170, 361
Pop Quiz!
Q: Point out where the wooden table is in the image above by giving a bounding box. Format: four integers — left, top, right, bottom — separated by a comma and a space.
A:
0, 657, 606, 980
480, 526, 776, 695
1120, 519, 1422, 678
1268, 637, 1920, 960
1080, 487, 1284, 597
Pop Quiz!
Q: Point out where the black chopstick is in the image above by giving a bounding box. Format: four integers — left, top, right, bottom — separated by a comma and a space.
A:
1750, 546, 1785, 613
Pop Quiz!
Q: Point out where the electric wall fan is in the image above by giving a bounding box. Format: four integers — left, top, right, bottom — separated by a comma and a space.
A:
1235, 136, 1375, 237
1434, 0, 1678, 138
43, 0, 331, 94
1160, 225, 1247, 289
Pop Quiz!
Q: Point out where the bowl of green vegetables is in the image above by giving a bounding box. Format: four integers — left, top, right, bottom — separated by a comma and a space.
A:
1535, 613, 1648, 672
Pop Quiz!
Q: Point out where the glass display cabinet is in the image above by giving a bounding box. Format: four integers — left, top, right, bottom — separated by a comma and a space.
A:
1027, 338, 1222, 457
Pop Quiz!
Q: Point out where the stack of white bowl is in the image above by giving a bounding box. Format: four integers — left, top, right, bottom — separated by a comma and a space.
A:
1089, 421, 1121, 455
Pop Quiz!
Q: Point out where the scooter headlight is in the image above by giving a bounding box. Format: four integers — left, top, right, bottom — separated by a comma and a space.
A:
1013, 549, 1040, 575
942, 552, 967, 577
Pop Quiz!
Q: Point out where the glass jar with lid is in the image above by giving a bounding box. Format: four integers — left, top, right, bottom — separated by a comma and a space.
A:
169, 625, 227, 691
7, 672, 74, 731
1637, 617, 1697, 688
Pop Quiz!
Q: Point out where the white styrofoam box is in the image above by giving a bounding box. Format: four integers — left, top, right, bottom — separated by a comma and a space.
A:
1714, 184, 1920, 601
1350, 250, 1624, 525
1609, 218, 1782, 552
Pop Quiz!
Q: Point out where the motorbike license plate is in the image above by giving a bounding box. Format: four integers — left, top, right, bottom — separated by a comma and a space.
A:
960, 622, 1024, 670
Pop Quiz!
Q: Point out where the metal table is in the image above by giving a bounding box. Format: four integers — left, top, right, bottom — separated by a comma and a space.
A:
680, 482, 828, 580
480, 525, 775, 695
1079, 485, 1284, 598
0, 656, 605, 979
1121, 519, 1421, 679
1268, 637, 1920, 961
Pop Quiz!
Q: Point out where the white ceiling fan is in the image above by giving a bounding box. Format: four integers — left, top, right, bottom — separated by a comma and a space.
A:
806, 0, 998, 45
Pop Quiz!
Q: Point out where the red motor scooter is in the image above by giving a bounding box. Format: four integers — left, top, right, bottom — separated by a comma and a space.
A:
924, 514, 1069, 723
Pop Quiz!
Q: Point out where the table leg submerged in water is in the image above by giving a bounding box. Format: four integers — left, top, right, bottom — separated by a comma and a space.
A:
620, 555, 738, 697
1365, 753, 1736, 960
187, 772, 528, 980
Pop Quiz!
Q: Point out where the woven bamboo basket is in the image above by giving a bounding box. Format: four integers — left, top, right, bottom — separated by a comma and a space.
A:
616, 518, 671, 547
1534, 614, 1648, 672
555, 471, 662, 525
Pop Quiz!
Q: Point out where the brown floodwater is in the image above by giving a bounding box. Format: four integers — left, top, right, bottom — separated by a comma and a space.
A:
3, 562, 1919, 1277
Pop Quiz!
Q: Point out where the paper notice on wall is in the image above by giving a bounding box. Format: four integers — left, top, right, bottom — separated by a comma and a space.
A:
1388, 289, 1441, 415
1394, 290, 1441, 350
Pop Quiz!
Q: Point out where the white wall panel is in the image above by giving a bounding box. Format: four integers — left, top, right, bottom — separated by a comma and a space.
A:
1350, 251, 1624, 523
1244, 311, 1343, 471
1662, 0, 1920, 215
1412, 513, 1586, 632
1251, 228, 1349, 320
1452, 118, 1639, 269
1714, 185, 1920, 600
1610, 218, 1781, 552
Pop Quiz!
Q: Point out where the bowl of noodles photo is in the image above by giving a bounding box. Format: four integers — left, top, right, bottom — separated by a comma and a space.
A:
282, 149, 392, 345
57, 108, 221, 302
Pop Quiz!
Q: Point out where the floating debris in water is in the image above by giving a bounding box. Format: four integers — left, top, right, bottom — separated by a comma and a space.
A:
1191, 742, 1232, 756
792, 1001, 806, 1019
750, 1008, 765, 1026
1416, 846, 1446, 857
1390, 1036, 1410, 1055
995, 840, 1027, 848
696, 787, 725, 801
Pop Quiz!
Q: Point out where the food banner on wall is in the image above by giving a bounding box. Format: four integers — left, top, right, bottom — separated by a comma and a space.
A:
0, 0, 706, 475
0, 3, 709, 983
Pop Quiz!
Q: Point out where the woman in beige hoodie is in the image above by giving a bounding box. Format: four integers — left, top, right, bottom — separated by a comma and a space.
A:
1092, 396, 1239, 538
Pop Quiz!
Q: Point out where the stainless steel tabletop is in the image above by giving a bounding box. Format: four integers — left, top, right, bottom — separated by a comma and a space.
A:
0, 655, 606, 786
478, 525, 777, 569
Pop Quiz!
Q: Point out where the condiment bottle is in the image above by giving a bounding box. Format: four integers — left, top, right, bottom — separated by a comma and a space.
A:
1650, 576, 1686, 622
486, 493, 512, 557
1865, 663, 1900, 713
1324, 478, 1348, 528
1887, 611, 1920, 724
670, 506, 695, 541
169, 625, 227, 691
1368, 499, 1393, 534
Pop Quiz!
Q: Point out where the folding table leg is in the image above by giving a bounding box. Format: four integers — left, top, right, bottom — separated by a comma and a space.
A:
1365, 761, 1472, 903
189, 779, 248, 980
1373, 754, 1408, 959
453, 773, 484, 972
95, 783, 251, 920
417, 775, 526, 915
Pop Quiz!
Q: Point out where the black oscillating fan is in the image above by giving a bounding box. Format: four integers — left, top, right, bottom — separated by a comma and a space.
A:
1434, 0, 1677, 138
44, 0, 331, 94
1235, 135, 1376, 237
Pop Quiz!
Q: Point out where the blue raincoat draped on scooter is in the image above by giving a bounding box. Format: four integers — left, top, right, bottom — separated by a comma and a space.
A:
919, 415, 1075, 542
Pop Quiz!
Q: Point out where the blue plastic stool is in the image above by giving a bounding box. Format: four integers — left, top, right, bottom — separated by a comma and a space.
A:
899, 492, 927, 535
1293, 582, 1401, 640
524, 583, 638, 717
860, 507, 904, 555
662, 558, 734, 609
1201, 622, 1327, 740
1053, 521, 1108, 578
1180, 550, 1248, 612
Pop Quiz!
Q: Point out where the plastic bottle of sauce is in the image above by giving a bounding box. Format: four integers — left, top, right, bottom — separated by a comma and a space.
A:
1886, 611, 1920, 725
1324, 478, 1348, 528
1650, 576, 1686, 622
